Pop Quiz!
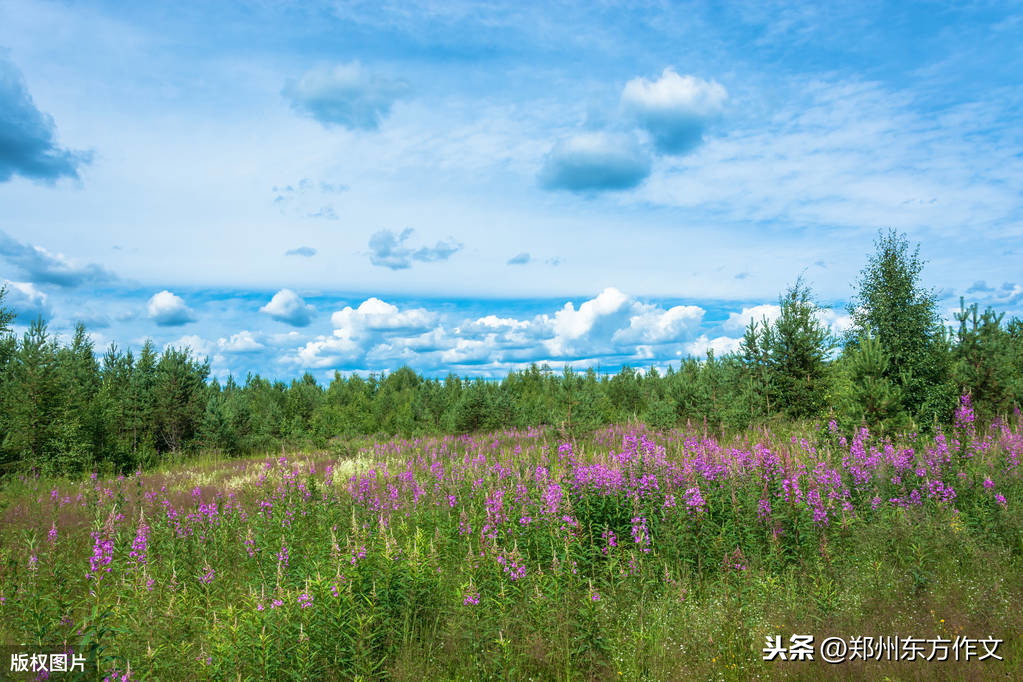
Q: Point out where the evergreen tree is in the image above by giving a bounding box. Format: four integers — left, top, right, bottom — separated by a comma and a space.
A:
766, 277, 834, 419
838, 333, 907, 432
3, 319, 59, 471
952, 298, 1023, 418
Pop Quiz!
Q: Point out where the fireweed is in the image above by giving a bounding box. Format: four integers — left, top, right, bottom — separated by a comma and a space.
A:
0, 410, 1020, 679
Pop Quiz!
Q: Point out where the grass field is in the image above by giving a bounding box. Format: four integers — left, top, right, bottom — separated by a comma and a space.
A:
1, 403, 1021, 680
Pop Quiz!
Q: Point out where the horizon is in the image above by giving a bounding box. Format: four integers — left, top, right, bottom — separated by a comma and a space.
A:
2, 1, 1021, 381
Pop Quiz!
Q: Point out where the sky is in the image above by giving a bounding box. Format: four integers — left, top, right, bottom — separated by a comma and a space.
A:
1, 0, 1021, 381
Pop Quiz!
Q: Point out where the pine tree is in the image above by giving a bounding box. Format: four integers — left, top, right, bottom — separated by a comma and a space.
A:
767, 277, 834, 419
840, 333, 907, 432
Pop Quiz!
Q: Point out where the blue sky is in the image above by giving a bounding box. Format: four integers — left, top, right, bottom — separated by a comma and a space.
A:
1, 0, 1021, 381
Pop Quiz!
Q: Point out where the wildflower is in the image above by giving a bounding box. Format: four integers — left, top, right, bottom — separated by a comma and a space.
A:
87, 531, 115, 582
983, 478, 994, 489
631, 516, 651, 553
198, 567, 215, 585
48, 523, 58, 544
954, 394, 975, 430
298, 592, 313, 609
683, 486, 706, 515
129, 522, 150, 566
995, 493, 1007, 508
463, 591, 480, 606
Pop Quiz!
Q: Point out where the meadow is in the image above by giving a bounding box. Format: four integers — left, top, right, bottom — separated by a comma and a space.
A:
1, 396, 1021, 680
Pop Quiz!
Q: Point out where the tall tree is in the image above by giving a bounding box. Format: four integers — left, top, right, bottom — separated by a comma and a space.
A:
846, 229, 956, 425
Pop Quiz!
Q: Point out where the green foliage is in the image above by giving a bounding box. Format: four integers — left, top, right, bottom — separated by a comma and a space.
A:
836, 333, 908, 432
951, 297, 1023, 420
1, 236, 1022, 476
846, 229, 957, 425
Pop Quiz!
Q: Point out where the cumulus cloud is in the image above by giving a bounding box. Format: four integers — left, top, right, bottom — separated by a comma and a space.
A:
722, 302, 850, 337
285, 246, 317, 257
290, 297, 434, 368
368, 228, 462, 270
331, 297, 436, 332
217, 330, 264, 352
538, 132, 651, 193
613, 302, 705, 345
0, 230, 116, 287
147, 290, 196, 326
164, 334, 214, 358
621, 68, 727, 155
0, 53, 91, 182
282, 62, 409, 130
260, 289, 316, 327
683, 335, 742, 358
1, 280, 51, 322
722, 304, 782, 333
507, 252, 530, 265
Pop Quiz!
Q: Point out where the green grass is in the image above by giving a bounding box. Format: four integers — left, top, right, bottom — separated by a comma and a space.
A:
1, 420, 1020, 680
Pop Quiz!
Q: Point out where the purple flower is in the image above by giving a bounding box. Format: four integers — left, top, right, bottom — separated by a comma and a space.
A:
129, 522, 149, 566
199, 567, 215, 585
683, 486, 706, 515
298, 592, 313, 609
955, 394, 975, 430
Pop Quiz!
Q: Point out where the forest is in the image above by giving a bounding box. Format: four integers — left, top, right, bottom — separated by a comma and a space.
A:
2, 229, 1021, 476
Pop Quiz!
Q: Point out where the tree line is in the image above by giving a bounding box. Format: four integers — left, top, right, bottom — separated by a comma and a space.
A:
1, 229, 1021, 475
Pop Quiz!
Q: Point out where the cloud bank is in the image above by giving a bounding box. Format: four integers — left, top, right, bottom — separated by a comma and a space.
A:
0, 231, 116, 287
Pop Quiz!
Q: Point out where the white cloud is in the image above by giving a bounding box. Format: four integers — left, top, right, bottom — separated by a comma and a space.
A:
622, 68, 727, 154
683, 335, 742, 358
722, 304, 782, 333
613, 302, 705, 344
218, 330, 264, 352
260, 289, 316, 327
815, 308, 853, 336
331, 297, 436, 332
147, 290, 196, 326
164, 334, 213, 357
